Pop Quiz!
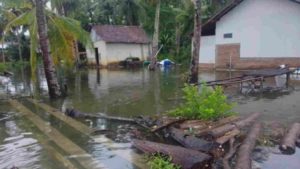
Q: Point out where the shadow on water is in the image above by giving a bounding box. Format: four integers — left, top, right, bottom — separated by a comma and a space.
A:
2, 67, 300, 168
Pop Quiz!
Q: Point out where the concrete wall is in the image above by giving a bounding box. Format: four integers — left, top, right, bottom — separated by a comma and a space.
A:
105, 43, 150, 64
200, 36, 216, 65
87, 41, 151, 66
216, 0, 300, 59
86, 41, 107, 65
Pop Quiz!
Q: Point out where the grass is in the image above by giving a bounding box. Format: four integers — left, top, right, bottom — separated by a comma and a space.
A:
169, 84, 236, 121
147, 154, 181, 169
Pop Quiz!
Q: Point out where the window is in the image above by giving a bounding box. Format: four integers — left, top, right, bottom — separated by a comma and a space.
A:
224, 33, 233, 39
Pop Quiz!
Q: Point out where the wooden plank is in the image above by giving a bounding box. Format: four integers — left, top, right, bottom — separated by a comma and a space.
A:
27, 99, 92, 135
28, 99, 146, 168
216, 129, 240, 145
9, 99, 106, 169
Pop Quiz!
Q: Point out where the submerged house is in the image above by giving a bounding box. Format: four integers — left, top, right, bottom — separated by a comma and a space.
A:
200, 0, 300, 69
86, 25, 151, 67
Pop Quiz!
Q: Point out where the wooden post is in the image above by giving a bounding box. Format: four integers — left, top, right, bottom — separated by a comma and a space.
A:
286, 72, 290, 88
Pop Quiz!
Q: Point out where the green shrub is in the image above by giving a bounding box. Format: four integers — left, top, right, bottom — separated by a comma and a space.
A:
148, 155, 181, 169
169, 84, 236, 121
0, 63, 8, 73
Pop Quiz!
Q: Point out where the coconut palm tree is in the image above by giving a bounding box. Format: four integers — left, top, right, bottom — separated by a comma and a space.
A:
35, 0, 61, 97
2, 0, 92, 98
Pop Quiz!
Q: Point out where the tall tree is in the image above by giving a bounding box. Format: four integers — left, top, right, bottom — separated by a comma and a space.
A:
148, 0, 161, 70
35, 0, 61, 97
189, 0, 201, 84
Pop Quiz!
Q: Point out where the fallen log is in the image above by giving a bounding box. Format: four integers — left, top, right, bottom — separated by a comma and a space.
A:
195, 116, 240, 136
223, 138, 240, 169
151, 118, 185, 132
208, 113, 260, 138
235, 122, 262, 169
65, 108, 135, 123
280, 123, 300, 154
216, 129, 240, 145
179, 120, 206, 130
169, 127, 215, 152
132, 139, 212, 169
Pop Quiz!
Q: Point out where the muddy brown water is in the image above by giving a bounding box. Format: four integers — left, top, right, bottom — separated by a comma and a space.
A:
1, 67, 300, 168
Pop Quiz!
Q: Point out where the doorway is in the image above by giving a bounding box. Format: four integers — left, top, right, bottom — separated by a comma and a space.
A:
94, 48, 100, 66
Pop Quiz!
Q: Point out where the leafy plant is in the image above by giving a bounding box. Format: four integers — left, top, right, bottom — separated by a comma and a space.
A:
148, 154, 181, 169
169, 84, 236, 121
0, 63, 8, 73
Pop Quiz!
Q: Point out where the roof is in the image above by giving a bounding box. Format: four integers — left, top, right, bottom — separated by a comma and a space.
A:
202, 0, 300, 35
91, 25, 150, 44
202, 0, 244, 35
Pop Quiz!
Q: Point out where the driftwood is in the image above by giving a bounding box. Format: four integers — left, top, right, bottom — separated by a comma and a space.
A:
216, 129, 240, 145
179, 120, 206, 130
151, 118, 185, 132
132, 139, 212, 169
235, 123, 262, 169
223, 138, 240, 169
280, 123, 300, 154
195, 116, 240, 136
169, 127, 215, 152
208, 113, 260, 138
65, 108, 135, 123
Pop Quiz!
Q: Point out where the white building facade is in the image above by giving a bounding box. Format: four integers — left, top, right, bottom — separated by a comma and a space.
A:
86, 25, 151, 67
200, 0, 300, 69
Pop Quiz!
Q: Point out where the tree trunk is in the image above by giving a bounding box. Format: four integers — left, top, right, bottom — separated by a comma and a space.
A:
17, 30, 23, 62
169, 127, 214, 152
208, 113, 260, 138
235, 123, 262, 169
133, 139, 212, 169
35, 0, 61, 98
1, 38, 5, 63
188, 0, 201, 84
280, 123, 300, 154
149, 0, 161, 70
175, 25, 181, 57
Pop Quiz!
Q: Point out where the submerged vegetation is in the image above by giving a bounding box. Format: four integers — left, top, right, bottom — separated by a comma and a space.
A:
169, 84, 236, 120
148, 154, 181, 169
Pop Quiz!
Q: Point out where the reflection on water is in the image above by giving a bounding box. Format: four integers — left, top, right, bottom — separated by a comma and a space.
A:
1, 67, 300, 168
0, 111, 42, 169
261, 148, 300, 169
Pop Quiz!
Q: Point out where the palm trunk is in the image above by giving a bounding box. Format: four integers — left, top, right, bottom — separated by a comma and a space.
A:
189, 0, 201, 84
149, 0, 161, 70
35, 0, 61, 98
17, 30, 23, 62
1, 39, 5, 63
175, 24, 181, 56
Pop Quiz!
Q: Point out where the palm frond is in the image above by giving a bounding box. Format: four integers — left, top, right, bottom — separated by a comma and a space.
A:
3, 9, 34, 36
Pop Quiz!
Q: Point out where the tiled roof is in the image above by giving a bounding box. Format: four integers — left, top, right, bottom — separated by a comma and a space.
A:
92, 25, 150, 44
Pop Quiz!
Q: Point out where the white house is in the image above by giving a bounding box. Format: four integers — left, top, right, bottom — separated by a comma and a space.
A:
200, 0, 300, 69
86, 25, 151, 67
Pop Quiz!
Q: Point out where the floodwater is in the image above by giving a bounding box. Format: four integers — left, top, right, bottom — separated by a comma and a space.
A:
1, 66, 300, 169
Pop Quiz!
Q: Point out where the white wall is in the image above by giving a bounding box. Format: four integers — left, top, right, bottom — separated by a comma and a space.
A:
105, 43, 150, 63
87, 41, 107, 65
216, 0, 300, 58
199, 36, 216, 64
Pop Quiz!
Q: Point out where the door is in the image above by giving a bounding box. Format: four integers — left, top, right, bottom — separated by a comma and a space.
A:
94, 48, 100, 66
